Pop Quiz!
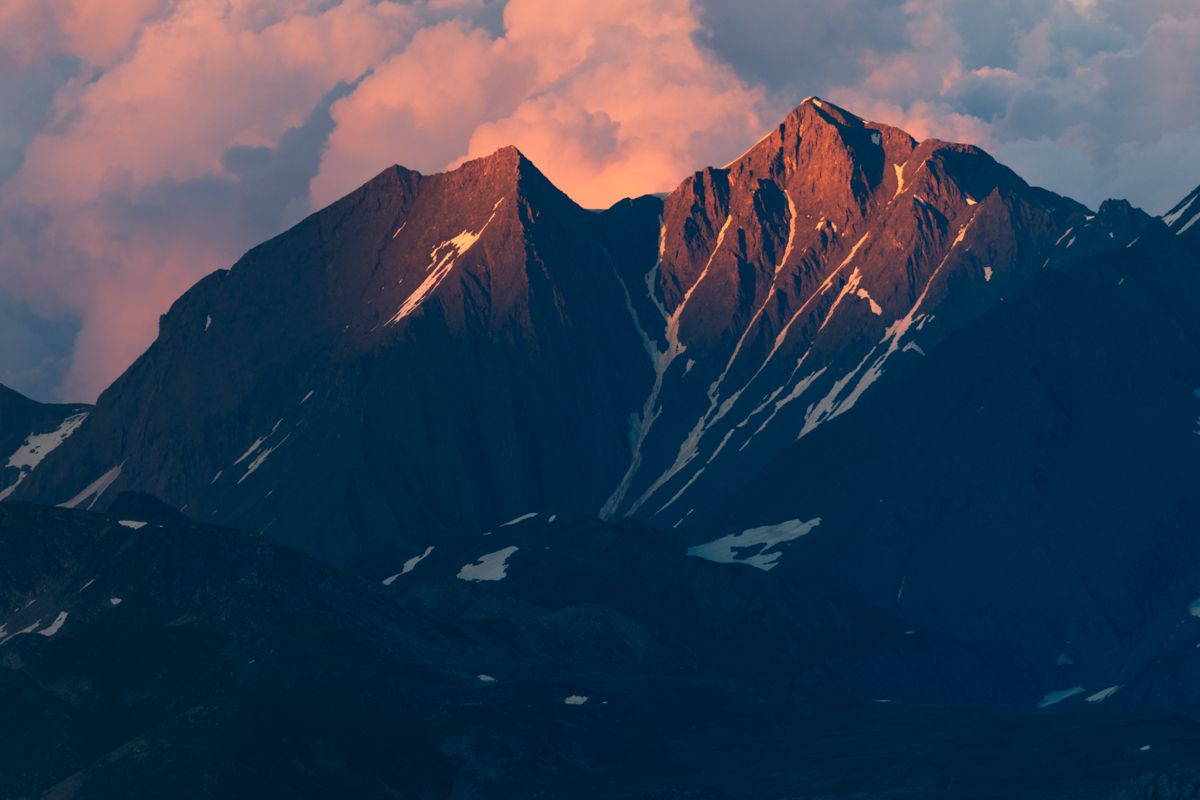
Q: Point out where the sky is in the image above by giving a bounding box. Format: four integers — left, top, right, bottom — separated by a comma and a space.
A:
2, 0, 1198, 403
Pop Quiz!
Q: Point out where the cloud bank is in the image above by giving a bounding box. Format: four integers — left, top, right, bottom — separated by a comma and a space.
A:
1, 0, 1198, 401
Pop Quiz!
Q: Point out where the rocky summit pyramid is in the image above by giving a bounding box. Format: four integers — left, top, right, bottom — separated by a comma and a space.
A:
5, 99, 1162, 564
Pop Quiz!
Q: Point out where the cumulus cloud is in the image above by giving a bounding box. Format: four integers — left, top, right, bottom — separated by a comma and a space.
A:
314, 0, 766, 208
0, 0, 1198, 403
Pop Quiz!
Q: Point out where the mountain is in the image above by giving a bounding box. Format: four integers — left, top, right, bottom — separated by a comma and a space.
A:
12, 149, 659, 562
598, 100, 1151, 526
10, 99, 1149, 564
4, 98, 1200, 796
689, 210, 1200, 715
6, 498, 1200, 799
0, 384, 90, 503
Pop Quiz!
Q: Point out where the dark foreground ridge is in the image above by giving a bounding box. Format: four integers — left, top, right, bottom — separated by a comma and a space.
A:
4, 497, 1200, 799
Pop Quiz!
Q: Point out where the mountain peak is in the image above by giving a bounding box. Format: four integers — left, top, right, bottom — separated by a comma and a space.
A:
791, 95, 864, 127
720, 96, 917, 184
462, 144, 528, 171
436, 144, 572, 212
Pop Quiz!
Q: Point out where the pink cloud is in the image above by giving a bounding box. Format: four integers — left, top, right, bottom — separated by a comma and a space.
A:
1, 0, 422, 400
14, 0, 418, 205
314, 0, 766, 209
310, 20, 538, 206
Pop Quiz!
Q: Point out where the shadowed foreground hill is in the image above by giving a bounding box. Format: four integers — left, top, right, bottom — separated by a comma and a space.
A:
3, 497, 1200, 799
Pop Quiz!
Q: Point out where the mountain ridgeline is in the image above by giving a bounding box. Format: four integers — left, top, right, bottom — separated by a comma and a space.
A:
7, 98, 1162, 559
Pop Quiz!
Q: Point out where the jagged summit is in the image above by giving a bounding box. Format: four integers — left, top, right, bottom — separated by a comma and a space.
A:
424, 144, 547, 194
721, 96, 915, 189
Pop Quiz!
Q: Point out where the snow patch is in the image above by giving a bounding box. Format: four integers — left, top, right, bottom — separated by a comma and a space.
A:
500, 512, 537, 527
983, 265, 993, 282
109, 597, 123, 606
893, 163, 906, 197
382, 545, 435, 584
0, 477, 24, 503
457, 546, 519, 582
688, 518, 821, 571
1188, 597, 1200, 617
819, 267, 866, 331
118, 520, 147, 530
477, 674, 497, 683
1179, 211, 1200, 236
39, 611, 68, 637
1164, 194, 1197, 228
2, 413, 89, 501
1037, 686, 1085, 709
300, 390, 315, 404
389, 199, 504, 324
564, 695, 589, 705
60, 463, 123, 510
0, 620, 41, 644
855, 287, 883, 315
237, 435, 288, 484
778, 192, 798, 274
235, 433, 270, 465
1086, 685, 1122, 703
5, 412, 89, 472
